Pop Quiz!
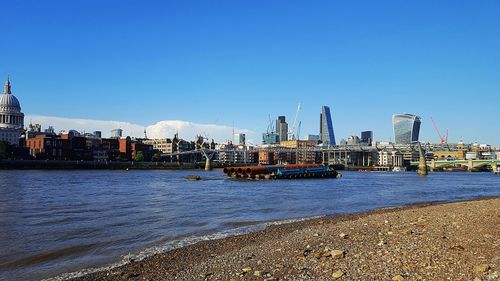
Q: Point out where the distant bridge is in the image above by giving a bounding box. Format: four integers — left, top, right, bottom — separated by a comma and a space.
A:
410, 159, 500, 171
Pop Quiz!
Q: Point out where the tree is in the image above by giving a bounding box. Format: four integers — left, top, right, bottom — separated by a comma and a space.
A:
152, 152, 161, 162
134, 151, 145, 162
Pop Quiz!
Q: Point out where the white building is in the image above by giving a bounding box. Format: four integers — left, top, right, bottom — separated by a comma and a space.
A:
378, 150, 403, 167
0, 78, 24, 146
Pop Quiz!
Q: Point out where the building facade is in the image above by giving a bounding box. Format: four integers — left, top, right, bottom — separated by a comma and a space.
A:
392, 114, 421, 144
319, 106, 336, 145
0, 78, 24, 146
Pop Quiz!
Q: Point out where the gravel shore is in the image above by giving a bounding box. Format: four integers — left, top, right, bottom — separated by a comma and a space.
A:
70, 198, 499, 281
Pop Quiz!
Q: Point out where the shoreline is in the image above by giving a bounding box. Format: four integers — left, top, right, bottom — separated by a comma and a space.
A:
62, 196, 500, 281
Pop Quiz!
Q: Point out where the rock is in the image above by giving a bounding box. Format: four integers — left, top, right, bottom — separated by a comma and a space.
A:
378, 240, 387, 246
331, 250, 345, 259
332, 270, 344, 279
339, 233, 348, 239
185, 175, 201, 181
254, 271, 261, 277
314, 252, 323, 259
242, 267, 252, 273
474, 264, 490, 274
387, 231, 393, 235
392, 275, 405, 281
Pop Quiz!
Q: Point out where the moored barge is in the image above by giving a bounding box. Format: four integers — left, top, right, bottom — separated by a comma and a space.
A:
223, 164, 340, 180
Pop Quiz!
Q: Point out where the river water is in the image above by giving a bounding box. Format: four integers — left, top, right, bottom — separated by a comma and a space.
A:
0, 170, 499, 281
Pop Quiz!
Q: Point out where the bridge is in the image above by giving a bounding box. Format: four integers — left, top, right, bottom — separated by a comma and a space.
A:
410, 159, 500, 171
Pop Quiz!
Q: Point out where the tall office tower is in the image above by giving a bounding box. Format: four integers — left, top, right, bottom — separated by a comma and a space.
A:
319, 106, 336, 145
392, 114, 421, 144
234, 133, 246, 145
276, 116, 288, 142
361, 131, 373, 145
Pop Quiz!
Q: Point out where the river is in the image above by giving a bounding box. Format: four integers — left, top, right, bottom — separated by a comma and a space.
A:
0, 170, 499, 281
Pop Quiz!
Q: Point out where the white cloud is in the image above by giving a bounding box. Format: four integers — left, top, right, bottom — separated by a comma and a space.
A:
25, 115, 255, 143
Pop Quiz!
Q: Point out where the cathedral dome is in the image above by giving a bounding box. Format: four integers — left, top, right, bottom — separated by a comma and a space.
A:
0, 93, 21, 108
0, 78, 21, 111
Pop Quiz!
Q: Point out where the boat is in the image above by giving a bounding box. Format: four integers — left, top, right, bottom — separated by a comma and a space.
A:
392, 166, 407, 172
222, 164, 340, 180
443, 166, 468, 172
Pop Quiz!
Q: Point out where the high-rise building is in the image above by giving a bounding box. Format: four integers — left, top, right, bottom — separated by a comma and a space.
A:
361, 131, 373, 145
262, 132, 279, 145
392, 114, 421, 144
276, 116, 288, 142
0, 78, 24, 146
110, 128, 123, 139
234, 133, 246, 145
319, 106, 336, 145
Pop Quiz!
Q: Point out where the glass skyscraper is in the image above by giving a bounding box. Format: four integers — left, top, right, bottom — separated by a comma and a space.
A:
392, 114, 421, 144
319, 106, 336, 145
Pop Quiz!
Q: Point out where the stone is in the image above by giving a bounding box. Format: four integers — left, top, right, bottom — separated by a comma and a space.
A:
242, 267, 252, 273
392, 275, 405, 281
254, 271, 261, 277
332, 270, 344, 279
474, 264, 490, 274
314, 252, 323, 259
339, 233, 348, 239
331, 250, 345, 259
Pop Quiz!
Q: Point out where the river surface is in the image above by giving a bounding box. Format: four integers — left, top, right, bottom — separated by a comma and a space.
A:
0, 170, 499, 281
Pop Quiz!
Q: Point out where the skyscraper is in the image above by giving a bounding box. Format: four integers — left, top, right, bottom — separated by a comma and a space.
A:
276, 116, 288, 142
392, 114, 421, 144
361, 131, 373, 145
319, 106, 336, 145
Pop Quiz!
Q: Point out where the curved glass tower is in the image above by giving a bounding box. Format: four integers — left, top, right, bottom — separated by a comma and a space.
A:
320, 106, 336, 145
392, 114, 421, 144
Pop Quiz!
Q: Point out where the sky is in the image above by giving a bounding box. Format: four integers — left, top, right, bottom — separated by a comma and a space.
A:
1, 1, 499, 145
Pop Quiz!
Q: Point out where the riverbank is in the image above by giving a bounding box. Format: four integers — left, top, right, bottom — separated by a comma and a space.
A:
68, 197, 499, 281
0, 160, 209, 170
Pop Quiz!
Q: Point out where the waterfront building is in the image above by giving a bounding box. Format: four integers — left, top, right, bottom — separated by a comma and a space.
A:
319, 106, 336, 146
216, 142, 256, 165
280, 140, 317, 164
378, 149, 404, 167
361, 131, 373, 146
392, 114, 421, 144
0, 78, 24, 146
276, 116, 288, 142
110, 128, 123, 139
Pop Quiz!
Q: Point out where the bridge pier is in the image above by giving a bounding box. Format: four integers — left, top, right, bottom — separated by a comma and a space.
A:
492, 162, 497, 173
205, 158, 212, 171
468, 159, 474, 172
429, 159, 436, 172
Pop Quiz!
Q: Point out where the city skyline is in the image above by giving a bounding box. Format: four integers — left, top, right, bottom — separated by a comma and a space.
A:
1, 1, 499, 145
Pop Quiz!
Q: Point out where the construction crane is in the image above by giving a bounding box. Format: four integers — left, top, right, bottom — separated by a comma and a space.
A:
266, 114, 275, 133
297, 121, 302, 140
288, 103, 301, 140
430, 117, 448, 144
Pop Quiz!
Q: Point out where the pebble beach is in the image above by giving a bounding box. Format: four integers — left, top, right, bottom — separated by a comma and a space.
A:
70, 197, 500, 281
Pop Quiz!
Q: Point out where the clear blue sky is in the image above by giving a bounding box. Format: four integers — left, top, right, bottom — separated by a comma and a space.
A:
1, 1, 499, 145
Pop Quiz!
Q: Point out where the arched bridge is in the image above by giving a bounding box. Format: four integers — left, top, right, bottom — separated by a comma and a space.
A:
410, 159, 500, 171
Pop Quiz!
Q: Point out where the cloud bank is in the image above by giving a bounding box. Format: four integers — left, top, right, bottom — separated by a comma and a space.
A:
25, 115, 254, 143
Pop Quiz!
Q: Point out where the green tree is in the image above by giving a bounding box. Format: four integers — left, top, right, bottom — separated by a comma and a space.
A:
152, 153, 161, 162
134, 151, 145, 162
